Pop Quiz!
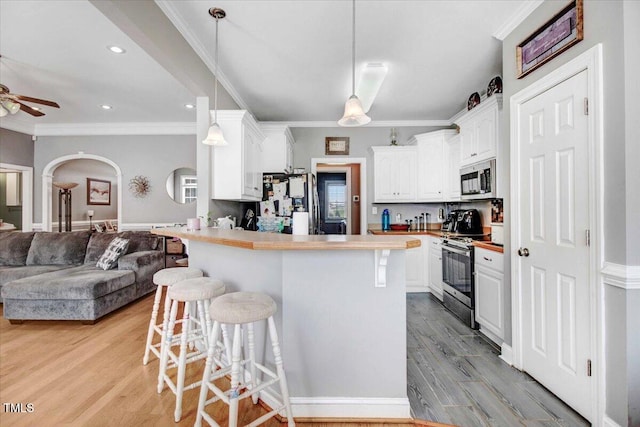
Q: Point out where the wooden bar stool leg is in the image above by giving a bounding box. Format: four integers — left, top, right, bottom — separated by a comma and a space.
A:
228, 324, 242, 427
174, 302, 190, 422
247, 322, 259, 404
268, 316, 295, 426
158, 299, 179, 394
143, 285, 164, 365
195, 321, 221, 427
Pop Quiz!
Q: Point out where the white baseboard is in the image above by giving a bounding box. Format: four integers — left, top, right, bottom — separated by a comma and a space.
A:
499, 343, 513, 366
602, 414, 622, 427
259, 389, 410, 419
406, 285, 429, 293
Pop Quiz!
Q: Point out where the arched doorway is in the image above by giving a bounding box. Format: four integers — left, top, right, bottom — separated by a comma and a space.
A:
42, 153, 122, 232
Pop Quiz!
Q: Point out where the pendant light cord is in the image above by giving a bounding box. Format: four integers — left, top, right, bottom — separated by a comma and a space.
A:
351, 0, 356, 96
214, 15, 220, 124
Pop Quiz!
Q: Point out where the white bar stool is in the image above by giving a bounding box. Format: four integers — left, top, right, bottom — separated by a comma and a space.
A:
157, 277, 226, 422
195, 291, 295, 427
142, 267, 203, 365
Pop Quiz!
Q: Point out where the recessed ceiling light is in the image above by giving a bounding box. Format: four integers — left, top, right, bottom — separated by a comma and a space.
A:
100, 104, 113, 110
108, 45, 126, 54
184, 104, 195, 109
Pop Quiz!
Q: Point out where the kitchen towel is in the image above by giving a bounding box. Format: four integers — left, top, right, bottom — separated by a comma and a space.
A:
292, 212, 309, 235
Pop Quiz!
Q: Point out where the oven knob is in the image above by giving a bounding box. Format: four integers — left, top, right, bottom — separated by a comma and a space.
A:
518, 247, 530, 257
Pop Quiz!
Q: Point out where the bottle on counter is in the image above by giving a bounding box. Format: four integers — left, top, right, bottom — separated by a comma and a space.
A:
382, 209, 390, 231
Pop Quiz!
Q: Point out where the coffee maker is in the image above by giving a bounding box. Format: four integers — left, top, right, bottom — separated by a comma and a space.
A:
453, 209, 483, 234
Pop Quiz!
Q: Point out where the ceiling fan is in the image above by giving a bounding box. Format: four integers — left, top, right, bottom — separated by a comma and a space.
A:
0, 83, 60, 117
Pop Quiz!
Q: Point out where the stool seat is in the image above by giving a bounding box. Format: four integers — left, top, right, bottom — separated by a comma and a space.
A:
209, 291, 276, 324
153, 267, 202, 286
168, 278, 225, 301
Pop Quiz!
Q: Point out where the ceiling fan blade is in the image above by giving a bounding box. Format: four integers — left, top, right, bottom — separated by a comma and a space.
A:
16, 101, 45, 117
14, 95, 59, 108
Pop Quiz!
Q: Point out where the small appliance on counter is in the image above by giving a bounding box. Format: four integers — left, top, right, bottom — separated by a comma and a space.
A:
441, 209, 483, 235
490, 199, 504, 245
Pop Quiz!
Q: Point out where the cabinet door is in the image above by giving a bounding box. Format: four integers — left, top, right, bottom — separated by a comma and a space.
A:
474, 106, 497, 162
406, 246, 424, 292
459, 124, 476, 165
445, 135, 461, 201
285, 139, 293, 173
416, 136, 444, 201
394, 150, 417, 201
475, 265, 504, 340
374, 152, 396, 201
428, 238, 443, 300
242, 127, 262, 200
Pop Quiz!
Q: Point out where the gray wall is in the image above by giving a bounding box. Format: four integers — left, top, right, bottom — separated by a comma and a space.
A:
0, 128, 34, 167
33, 134, 197, 225
503, 1, 638, 425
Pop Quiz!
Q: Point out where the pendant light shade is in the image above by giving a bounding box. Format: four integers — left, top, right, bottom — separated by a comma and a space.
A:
339, 0, 370, 127
203, 7, 228, 146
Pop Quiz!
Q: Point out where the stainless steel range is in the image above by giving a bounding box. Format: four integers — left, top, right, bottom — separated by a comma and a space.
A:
441, 235, 479, 329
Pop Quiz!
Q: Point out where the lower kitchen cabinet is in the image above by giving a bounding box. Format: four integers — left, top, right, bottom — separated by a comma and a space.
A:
474, 247, 504, 344
427, 236, 444, 300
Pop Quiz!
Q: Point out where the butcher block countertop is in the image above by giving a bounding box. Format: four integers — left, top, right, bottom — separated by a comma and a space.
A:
151, 227, 421, 251
368, 229, 504, 253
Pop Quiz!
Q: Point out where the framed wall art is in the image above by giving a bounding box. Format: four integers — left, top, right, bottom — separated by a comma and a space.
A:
516, 0, 583, 79
87, 178, 111, 205
325, 137, 350, 155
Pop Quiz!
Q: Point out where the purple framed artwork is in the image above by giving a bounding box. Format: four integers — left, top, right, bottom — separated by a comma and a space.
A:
516, 0, 583, 79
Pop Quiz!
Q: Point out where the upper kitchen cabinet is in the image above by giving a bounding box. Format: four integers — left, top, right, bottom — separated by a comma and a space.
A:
211, 110, 265, 201
456, 94, 502, 167
444, 133, 462, 201
410, 129, 457, 202
371, 146, 417, 202
260, 124, 294, 174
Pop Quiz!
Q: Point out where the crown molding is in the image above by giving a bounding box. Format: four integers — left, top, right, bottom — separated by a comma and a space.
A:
155, 0, 251, 113
493, 0, 545, 41
0, 118, 36, 135
33, 122, 196, 136
262, 120, 452, 128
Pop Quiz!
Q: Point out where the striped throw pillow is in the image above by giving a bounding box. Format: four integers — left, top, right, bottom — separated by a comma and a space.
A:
96, 237, 130, 270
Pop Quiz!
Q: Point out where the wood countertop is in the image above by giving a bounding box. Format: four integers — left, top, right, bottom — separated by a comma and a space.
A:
151, 227, 421, 251
472, 241, 504, 253
368, 229, 504, 253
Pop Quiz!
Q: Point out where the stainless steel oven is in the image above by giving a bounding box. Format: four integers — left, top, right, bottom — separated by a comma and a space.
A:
460, 159, 495, 200
441, 238, 478, 329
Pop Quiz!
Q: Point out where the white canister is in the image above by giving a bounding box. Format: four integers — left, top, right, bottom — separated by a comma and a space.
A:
187, 217, 201, 231
292, 212, 309, 235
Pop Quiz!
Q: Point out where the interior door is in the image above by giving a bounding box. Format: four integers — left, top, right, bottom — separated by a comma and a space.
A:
517, 70, 591, 420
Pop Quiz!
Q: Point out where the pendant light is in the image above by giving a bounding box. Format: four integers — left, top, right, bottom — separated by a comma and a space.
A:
203, 7, 228, 146
338, 0, 371, 127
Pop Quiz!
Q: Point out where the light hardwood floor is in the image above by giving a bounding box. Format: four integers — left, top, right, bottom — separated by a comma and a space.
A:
0, 295, 448, 427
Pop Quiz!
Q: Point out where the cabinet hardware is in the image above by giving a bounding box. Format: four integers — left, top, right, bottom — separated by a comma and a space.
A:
584, 97, 589, 115
483, 256, 492, 261
587, 359, 592, 376
586, 229, 590, 246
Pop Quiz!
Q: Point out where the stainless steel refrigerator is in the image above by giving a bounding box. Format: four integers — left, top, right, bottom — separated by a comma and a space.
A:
261, 173, 319, 234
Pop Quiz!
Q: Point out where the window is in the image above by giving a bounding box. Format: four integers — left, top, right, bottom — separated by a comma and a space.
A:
324, 181, 346, 222
181, 175, 197, 204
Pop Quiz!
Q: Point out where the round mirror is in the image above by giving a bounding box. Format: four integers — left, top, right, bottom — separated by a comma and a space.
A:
165, 168, 197, 204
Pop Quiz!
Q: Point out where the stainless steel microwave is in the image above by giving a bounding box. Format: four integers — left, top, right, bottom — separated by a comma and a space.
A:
460, 159, 496, 200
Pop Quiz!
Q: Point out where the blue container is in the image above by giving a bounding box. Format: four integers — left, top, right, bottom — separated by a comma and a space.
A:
382, 209, 390, 231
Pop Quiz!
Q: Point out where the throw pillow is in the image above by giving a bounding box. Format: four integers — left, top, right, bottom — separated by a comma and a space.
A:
96, 237, 130, 270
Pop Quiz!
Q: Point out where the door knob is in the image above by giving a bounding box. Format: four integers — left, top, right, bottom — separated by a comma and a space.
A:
518, 247, 530, 257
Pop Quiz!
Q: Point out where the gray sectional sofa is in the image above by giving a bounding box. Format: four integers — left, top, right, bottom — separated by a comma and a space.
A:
0, 230, 164, 324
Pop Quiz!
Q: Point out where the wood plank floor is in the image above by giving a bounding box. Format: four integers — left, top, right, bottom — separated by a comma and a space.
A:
0, 294, 448, 427
406, 293, 590, 427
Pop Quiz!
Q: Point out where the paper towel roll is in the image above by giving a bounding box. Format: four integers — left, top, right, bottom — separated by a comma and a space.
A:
292, 212, 309, 235
187, 217, 200, 231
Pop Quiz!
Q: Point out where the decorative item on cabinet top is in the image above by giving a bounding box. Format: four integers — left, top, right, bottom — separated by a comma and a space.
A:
487, 76, 503, 97
128, 175, 151, 198
467, 92, 480, 110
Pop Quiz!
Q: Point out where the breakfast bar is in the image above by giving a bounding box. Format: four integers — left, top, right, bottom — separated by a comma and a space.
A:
151, 227, 420, 419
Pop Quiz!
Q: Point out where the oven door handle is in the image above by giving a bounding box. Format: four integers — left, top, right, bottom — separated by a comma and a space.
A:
442, 245, 470, 256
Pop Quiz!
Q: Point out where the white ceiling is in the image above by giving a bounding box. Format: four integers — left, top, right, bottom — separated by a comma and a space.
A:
0, 0, 538, 134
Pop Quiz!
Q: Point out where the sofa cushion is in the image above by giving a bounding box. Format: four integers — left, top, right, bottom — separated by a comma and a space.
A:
26, 230, 91, 266
0, 265, 74, 302
0, 232, 36, 266
1, 265, 135, 300
96, 237, 129, 270
119, 231, 160, 254
84, 233, 119, 264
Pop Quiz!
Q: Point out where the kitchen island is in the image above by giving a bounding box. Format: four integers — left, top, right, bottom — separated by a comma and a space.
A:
151, 227, 419, 419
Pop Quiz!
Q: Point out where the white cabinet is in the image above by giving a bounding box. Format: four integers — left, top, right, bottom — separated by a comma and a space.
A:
372, 146, 417, 202
406, 236, 430, 293
260, 124, 294, 173
457, 94, 502, 167
427, 236, 444, 300
211, 110, 265, 201
444, 133, 461, 201
474, 247, 505, 344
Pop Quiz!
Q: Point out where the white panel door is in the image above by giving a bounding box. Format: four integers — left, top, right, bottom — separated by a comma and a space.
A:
517, 70, 591, 420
